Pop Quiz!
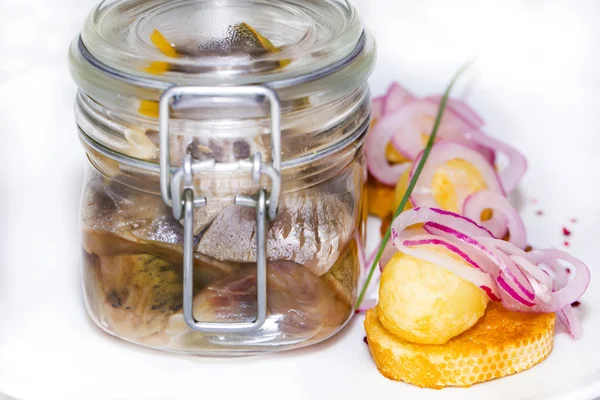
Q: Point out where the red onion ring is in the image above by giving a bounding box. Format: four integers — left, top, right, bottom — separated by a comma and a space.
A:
421, 96, 524, 190
496, 274, 536, 306
379, 239, 399, 271
423, 221, 536, 303
372, 96, 385, 122
465, 130, 527, 193
425, 96, 496, 165
391, 207, 494, 241
463, 191, 508, 239
528, 250, 591, 311
402, 236, 483, 271
382, 82, 415, 115
368, 85, 523, 191
365, 108, 413, 185
425, 95, 485, 129
388, 101, 474, 160
399, 235, 499, 298
480, 286, 501, 302
463, 190, 527, 249
357, 298, 377, 312
409, 142, 505, 211
387, 99, 495, 164
510, 255, 553, 289
558, 305, 583, 339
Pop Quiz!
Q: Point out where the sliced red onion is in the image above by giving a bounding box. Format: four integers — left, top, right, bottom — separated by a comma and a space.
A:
424, 98, 525, 192
463, 191, 508, 239
391, 207, 494, 243
537, 255, 570, 290
463, 190, 527, 249
357, 298, 377, 312
365, 108, 412, 185
480, 237, 527, 257
497, 274, 536, 306
402, 236, 483, 271
409, 142, 505, 211
379, 239, 399, 271
558, 305, 583, 339
423, 221, 536, 303
382, 82, 415, 115
388, 99, 495, 164
511, 255, 553, 303
380, 100, 429, 161
388, 101, 472, 159
372, 96, 385, 122
493, 249, 589, 333
511, 255, 553, 288
398, 235, 500, 299
466, 131, 527, 193
476, 146, 496, 166
425, 95, 485, 129
480, 286, 501, 302
528, 250, 591, 311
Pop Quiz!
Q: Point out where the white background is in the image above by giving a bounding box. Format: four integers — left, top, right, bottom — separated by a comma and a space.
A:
0, 0, 599, 399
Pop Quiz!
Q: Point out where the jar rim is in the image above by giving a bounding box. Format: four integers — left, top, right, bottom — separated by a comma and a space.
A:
77, 0, 367, 91
76, 32, 366, 91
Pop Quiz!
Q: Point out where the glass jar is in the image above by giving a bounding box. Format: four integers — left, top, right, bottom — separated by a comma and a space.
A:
69, 0, 375, 355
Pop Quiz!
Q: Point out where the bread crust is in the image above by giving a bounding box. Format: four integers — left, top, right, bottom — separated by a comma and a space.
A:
365, 302, 555, 388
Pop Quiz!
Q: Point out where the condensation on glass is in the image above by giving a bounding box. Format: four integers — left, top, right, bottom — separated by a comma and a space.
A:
69, 0, 375, 355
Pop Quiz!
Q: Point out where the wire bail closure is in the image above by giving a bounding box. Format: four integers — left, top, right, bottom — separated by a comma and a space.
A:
159, 85, 282, 333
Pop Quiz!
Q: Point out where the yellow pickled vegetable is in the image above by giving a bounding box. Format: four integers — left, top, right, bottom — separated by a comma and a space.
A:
140, 25, 288, 117
143, 29, 179, 75
149, 29, 179, 58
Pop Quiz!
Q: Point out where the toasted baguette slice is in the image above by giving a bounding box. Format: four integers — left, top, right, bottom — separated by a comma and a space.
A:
366, 179, 395, 219
365, 302, 555, 389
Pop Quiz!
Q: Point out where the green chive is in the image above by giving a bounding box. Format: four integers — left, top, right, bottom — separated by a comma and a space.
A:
355, 62, 473, 310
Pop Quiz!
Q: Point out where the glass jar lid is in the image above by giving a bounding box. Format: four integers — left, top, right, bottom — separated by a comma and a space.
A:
70, 0, 375, 178
78, 0, 368, 89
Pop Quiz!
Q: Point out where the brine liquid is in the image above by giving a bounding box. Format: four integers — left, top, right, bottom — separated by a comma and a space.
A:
82, 234, 359, 354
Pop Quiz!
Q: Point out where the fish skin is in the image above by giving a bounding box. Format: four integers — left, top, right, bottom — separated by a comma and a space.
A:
197, 191, 355, 276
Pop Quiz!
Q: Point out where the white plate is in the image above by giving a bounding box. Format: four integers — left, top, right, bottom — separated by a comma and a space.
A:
0, 1, 598, 399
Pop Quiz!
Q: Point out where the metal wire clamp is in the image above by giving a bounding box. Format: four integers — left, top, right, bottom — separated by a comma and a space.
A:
159, 85, 281, 333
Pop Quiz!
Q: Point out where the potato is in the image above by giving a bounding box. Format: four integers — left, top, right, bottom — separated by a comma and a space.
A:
377, 252, 489, 345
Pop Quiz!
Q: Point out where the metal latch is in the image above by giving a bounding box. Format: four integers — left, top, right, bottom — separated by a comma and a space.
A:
159, 85, 281, 333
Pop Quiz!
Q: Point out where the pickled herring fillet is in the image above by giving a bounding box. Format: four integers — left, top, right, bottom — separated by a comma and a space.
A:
90, 254, 183, 339
82, 177, 204, 254
197, 192, 355, 276
81, 177, 233, 282
81, 178, 186, 262
82, 177, 181, 244
163, 261, 349, 340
